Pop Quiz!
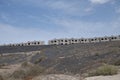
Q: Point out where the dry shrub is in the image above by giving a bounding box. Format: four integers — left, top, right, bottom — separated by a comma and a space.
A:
34, 56, 46, 64
12, 64, 44, 79
88, 64, 118, 76
27, 65, 44, 77
21, 61, 31, 68
113, 59, 120, 66
12, 69, 27, 79
0, 75, 3, 80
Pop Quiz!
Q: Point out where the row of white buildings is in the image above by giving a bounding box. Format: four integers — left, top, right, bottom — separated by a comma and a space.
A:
4, 41, 45, 46
48, 35, 120, 45
0, 35, 120, 46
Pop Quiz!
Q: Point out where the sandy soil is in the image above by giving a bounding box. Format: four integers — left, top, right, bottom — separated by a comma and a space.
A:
85, 74, 120, 80
32, 74, 83, 80
32, 74, 120, 80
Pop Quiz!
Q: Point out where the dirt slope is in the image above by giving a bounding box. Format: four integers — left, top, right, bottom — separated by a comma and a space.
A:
0, 41, 120, 74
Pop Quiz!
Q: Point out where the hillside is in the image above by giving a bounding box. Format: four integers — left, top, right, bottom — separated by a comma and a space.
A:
0, 41, 120, 74
0, 45, 50, 53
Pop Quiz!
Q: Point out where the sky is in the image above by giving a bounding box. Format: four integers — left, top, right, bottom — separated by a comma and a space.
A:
0, 0, 120, 44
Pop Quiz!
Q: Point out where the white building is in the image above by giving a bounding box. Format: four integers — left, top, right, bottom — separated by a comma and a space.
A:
4, 41, 45, 47
48, 35, 120, 45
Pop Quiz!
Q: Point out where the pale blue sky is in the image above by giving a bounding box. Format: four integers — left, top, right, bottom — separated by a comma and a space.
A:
0, 0, 120, 44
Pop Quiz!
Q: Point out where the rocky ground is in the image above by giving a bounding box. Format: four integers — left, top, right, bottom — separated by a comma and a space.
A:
0, 63, 120, 80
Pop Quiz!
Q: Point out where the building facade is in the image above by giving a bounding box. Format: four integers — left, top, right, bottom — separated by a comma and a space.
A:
0, 35, 120, 46
5, 41, 45, 47
48, 35, 120, 45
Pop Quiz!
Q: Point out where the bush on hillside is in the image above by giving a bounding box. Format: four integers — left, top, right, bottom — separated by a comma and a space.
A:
34, 58, 43, 64
34, 56, 47, 64
12, 64, 44, 79
88, 64, 118, 76
0, 75, 3, 80
94, 53, 99, 56
113, 59, 120, 66
27, 65, 44, 76
21, 61, 32, 68
12, 69, 27, 79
